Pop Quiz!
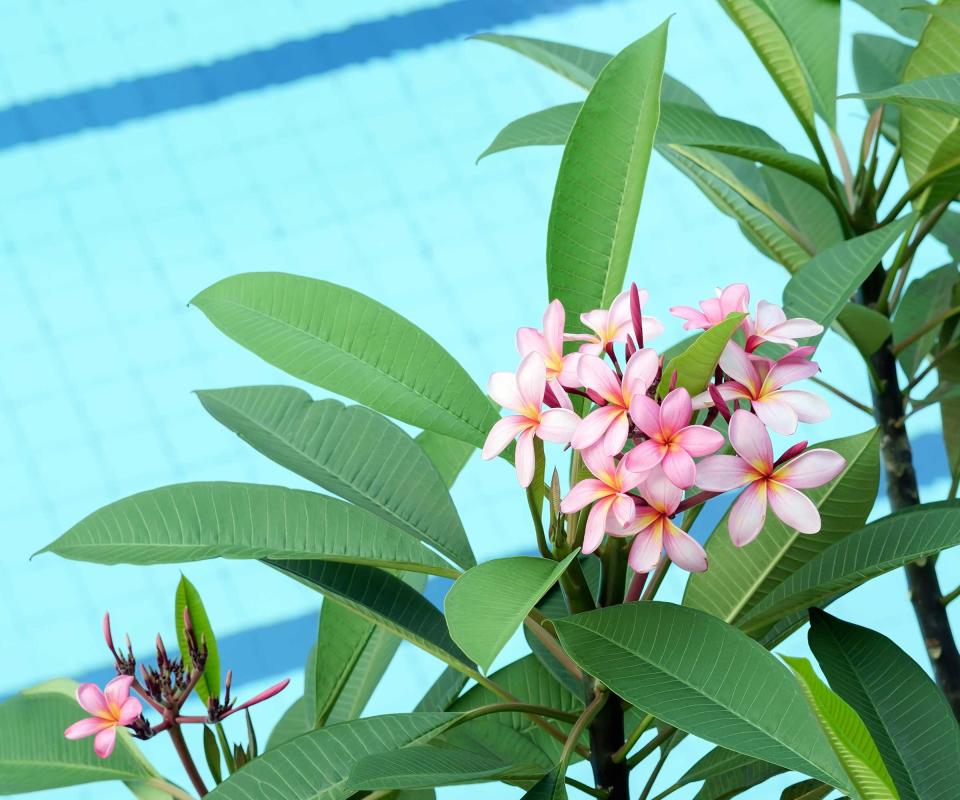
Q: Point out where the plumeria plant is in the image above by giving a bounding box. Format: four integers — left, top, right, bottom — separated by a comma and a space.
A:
5, 4, 960, 800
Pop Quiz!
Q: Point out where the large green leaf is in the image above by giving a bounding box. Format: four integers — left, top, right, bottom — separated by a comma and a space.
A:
658, 746, 786, 800
204, 713, 456, 800
738, 502, 960, 633
0, 681, 160, 795
847, 73, 960, 118
837, 304, 892, 360
445, 552, 578, 671
658, 313, 746, 396
554, 603, 848, 789
782, 217, 915, 347
809, 610, 960, 800
761, 168, 843, 253
521, 769, 567, 800
415, 666, 469, 712
40, 482, 457, 576
269, 559, 470, 671
471, 33, 610, 89
174, 575, 220, 704
414, 430, 474, 489
478, 103, 580, 161
196, 387, 474, 568
852, 34, 913, 143
784, 657, 899, 800
781, 779, 834, 800
265, 697, 309, 751
546, 20, 667, 326
938, 282, 960, 484
191, 273, 498, 450
684, 428, 881, 624
892, 264, 958, 379
852, 0, 929, 39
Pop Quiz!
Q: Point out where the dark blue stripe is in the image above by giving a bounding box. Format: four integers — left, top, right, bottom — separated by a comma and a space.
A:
0, 0, 609, 151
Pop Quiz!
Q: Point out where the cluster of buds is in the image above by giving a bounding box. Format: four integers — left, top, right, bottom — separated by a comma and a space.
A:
64, 610, 288, 760
483, 283, 846, 576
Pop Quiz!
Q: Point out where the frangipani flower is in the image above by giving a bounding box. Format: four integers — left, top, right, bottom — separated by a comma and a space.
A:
669, 283, 749, 331
64, 676, 141, 758
624, 387, 725, 488
560, 446, 645, 554
608, 469, 707, 574
571, 349, 660, 455
695, 410, 846, 546
516, 299, 581, 399
698, 342, 829, 435
565, 289, 663, 355
483, 353, 580, 487
743, 300, 823, 351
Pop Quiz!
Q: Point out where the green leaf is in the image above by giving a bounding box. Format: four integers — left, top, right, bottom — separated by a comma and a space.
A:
0, 680, 158, 794
846, 73, 960, 118
892, 264, 958, 378
684, 428, 881, 624
415, 667, 469, 712
478, 103, 579, 161
521, 769, 567, 800
809, 609, 960, 800
270, 559, 471, 671
909, 381, 960, 413
931, 209, 960, 259
783, 657, 899, 800
445, 552, 578, 671
471, 33, 610, 89
554, 603, 848, 789
265, 697, 309, 750
658, 313, 747, 397
204, 713, 456, 800
782, 779, 836, 800
836, 304, 892, 360
853, 0, 929, 40
197, 387, 474, 568
738, 502, 960, 633
41, 482, 457, 575
761, 168, 843, 253
203, 726, 222, 785
782, 216, 915, 346
938, 281, 960, 484
174, 575, 220, 704
905, 4, 960, 24
414, 430, 473, 489
191, 273, 498, 450
659, 746, 786, 800
546, 20, 668, 328
852, 34, 913, 143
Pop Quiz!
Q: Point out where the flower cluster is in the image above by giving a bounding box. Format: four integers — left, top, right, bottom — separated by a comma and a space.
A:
483, 284, 846, 576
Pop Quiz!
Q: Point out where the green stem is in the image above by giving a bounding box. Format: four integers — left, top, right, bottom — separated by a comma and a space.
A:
810, 376, 875, 415
625, 726, 676, 769
450, 701, 581, 728
600, 538, 628, 607
892, 305, 960, 356
902, 342, 960, 396
610, 713, 654, 763
523, 616, 583, 681
527, 482, 551, 559
875, 146, 901, 206
565, 776, 610, 799
561, 691, 609, 768
167, 725, 208, 797
638, 746, 672, 800
943, 584, 960, 607
144, 778, 196, 800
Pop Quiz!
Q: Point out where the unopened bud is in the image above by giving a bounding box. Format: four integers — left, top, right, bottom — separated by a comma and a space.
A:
102, 612, 118, 658
774, 440, 808, 467
707, 385, 731, 423
629, 283, 644, 348
586, 389, 606, 406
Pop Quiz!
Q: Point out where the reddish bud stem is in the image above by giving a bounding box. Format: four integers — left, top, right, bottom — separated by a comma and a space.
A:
543, 384, 560, 409
220, 679, 290, 720
625, 334, 637, 360
586, 389, 607, 406
774, 440, 808, 468
707, 385, 731, 423
630, 283, 644, 348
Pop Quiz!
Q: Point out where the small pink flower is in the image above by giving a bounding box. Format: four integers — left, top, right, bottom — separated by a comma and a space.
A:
695, 410, 846, 546
743, 300, 823, 351
516, 299, 581, 402
64, 676, 142, 759
696, 342, 829, 435
670, 283, 749, 331
608, 469, 707, 574
624, 387, 725, 488
565, 290, 663, 355
483, 353, 580, 487
560, 446, 645, 554
571, 349, 660, 455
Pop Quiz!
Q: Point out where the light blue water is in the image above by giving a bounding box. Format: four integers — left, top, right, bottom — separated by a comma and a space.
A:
1, 1, 956, 798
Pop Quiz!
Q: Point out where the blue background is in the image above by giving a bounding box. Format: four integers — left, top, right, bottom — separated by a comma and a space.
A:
0, 1, 956, 797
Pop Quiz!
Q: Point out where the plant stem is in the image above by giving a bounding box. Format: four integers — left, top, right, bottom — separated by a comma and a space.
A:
600, 538, 628, 607
523, 616, 583, 681
145, 777, 196, 800
943, 585, 960, 607
625, 570, 648, 602
583, 689, 629, 800
830, 129, 856, 210
810, 376, 875, 415
638, 746, 672, 800
875, 146, 900, 206
625, 725, 676, 769
562, 690, 608, 767
892, 305, 960, 356
611, 713, 653, 763
902, 342, 960, 395
451, 701, 581, 728
167, 725, 209, 797
566, 776, 610, 798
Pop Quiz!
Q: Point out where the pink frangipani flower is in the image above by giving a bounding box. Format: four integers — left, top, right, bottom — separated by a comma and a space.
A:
565, 290, 663, 355
571, 349, 660, 455
743, 300, 823, 351
624, 387, 725, 488
64, 675, 142, 758
669, 283, 749, 331
695, 410, 846, 546
483, 353, 580, 487
516, 299, 581, 403
608, 469, 707, 574
560, 446, 645, 554
697, 342, 829, 435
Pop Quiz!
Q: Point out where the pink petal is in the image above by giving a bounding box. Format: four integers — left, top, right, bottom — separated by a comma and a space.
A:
663, 520, 708, 572
516, 327, 548, 359
549, 379, 574, 410
640, 469, 683, 514
93, 726, 117, 759
601, 410, 630, 455
720, 283, 750, 315
571, 405, 620, 451
580, 308, 610, 338
581, 443, 617, 482
719, 343, 761, 395
577, 355, 623, 403
641, 315, 665, 341
609, 291, 634, 330
514, 428, 537, 488
537, 408, 580, 443
728, 481, 768, 546
482, 416, 531, 460
728, 410, 774, 472
609, 509, 659, 536
117, 696, 142, 726
611, 493, 636, 526
777, 389, 831, 424
583, 497, 614, 554
775, 448, 846, 489
700, 297, 723, 324
695, 455, 757, 492
769, 317, 823, 341
627, 524, 664, 573
763, 359, 819, 392
557, 353, 582, 388
65, 717, 113, 740
543, 299, 565, 351
488, 371, 523, 412
623, 439, 666, 473
767, 481, 821, 533
560, 479, 612, 513
623, 349, 660, 397
670, 305, 710, 330
674, 425, 724, 457
710, 382, 752, 403
516, 352, 547, 412
629, 394, 662, 438
661, 447, 697, 489
616, 458, 648, 492
103, 676, 134, 712
753, 395, 800, 436
754, 299, 786, 332
578, 341, 604, 356
659, 388, 693, 437
76, 684, 109, 718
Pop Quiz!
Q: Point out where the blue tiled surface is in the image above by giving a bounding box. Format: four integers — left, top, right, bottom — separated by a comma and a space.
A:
1, 1, 957, 798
